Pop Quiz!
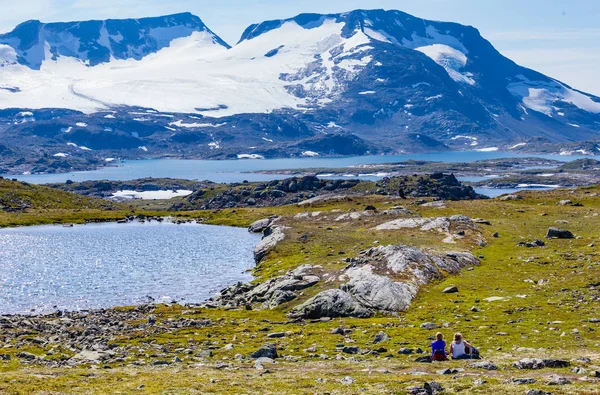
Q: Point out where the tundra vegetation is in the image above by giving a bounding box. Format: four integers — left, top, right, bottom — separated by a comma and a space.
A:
0, 176, 599, 394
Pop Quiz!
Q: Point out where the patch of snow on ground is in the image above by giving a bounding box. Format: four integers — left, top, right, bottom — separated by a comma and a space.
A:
262, 137, 274, 143
170, 120, 227, 128
476, 147, 499, 152
75, 122, 87, 127
510, 143, 527, 149
358, 90, 376, 95
301, 151, 319, 157
138, 146, 148, 152
451, 135, 478, 141
412, 82, 431, 88
237, 154, 265, 159
425, 94, 443, 101
104, 158, 116, 162
53, 153, 68, 157
516, 183, 560, 188
111, 190, 193, 200
104, 114, 116, 119
568, 123, 580, 128
208, 142, 220, 149
79, 146, 92, 151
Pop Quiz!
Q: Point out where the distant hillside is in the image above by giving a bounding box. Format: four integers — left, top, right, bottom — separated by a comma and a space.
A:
0, 177, 119, 212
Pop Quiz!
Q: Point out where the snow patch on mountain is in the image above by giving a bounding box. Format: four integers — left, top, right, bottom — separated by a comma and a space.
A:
415, 44, 475, 85
508, 75, 600, 116
0, 44, 18, 67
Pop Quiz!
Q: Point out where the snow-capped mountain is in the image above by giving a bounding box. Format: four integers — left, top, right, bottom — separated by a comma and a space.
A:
0, 9, 599, 173
0, 13, 228, 69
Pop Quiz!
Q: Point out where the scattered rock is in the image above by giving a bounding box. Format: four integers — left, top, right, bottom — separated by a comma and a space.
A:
513, 358, 570, 369
518, 240, 545, 248
442, 286, 459, 293
408, 382, 444, 395
415, 356, 433, 363
340, 376, 355, 385
196, 350, 213, 358
72, 350, 108, 362
545, 227, 574, 239
373, 331, 390, 344
571, 367, 587, 375
267, 332, 286, 339
470, 361, 498, 370
342, 346, 360, 354
547, 375, 571, 385
250, 344, 278, 359
510, 377, 536, 385
17, 352, 36, 361
398, 348, 414, 355
420, 322, 440, 330
500, 194, 522, 201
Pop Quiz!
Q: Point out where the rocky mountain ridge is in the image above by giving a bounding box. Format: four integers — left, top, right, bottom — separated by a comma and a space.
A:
0, 9, 599, 174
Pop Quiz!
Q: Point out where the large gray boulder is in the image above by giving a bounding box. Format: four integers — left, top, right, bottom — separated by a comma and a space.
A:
250, 344, 278, 359
287, 289, 373, 319
341, 265, 417, 312
248, 217, 277, 233
546, 227, 574, 239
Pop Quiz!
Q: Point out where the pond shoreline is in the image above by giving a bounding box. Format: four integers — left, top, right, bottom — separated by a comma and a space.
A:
0, 221, 261, 315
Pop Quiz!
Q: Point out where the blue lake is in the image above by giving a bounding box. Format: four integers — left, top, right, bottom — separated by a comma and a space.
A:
0, 222, 260, 314
6, 152, 589, 185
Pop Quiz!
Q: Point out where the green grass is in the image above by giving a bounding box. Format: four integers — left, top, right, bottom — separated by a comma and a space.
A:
1, 183, 600, 393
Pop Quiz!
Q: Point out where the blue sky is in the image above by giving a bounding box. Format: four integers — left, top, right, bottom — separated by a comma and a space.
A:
1, 0, 599, 95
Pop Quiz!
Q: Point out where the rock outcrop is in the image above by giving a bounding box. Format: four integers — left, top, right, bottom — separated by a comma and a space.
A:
287, 289, 373, 319
254, 225, 287, 262
288, 245, 479, 319
210, 265, 320, 309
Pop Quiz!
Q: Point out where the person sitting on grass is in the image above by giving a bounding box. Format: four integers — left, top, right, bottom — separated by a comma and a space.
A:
450, 332, 477, 359
430, 332, 448, 361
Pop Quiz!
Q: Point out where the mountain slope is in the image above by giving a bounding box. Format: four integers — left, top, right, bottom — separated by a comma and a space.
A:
0, 9, 599, 172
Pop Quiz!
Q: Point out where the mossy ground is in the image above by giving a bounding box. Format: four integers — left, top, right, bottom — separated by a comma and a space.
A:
1, 185, 600, 394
